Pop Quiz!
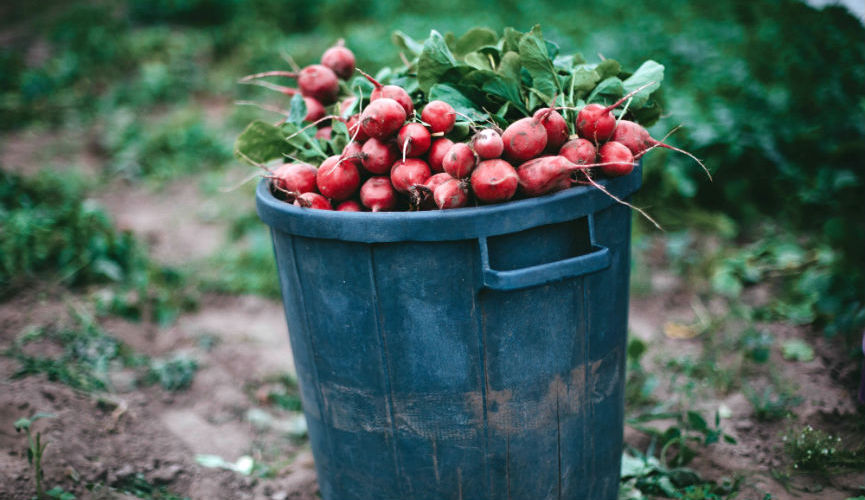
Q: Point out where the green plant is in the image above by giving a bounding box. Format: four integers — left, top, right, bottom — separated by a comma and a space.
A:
110, 473, 189, 500
781, 425, 865, 476
144, 355, 199, 391
7, 308, 197, 393
619, 448, 741, 499
629, 410, 736, 468
745, 385, 801, 422
13, 413, 74, 500
0, 170, 136, 291
625, 338, 659, 407
249, 373, 303, 412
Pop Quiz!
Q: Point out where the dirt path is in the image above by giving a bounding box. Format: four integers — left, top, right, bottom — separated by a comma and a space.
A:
2, 129, 862, 498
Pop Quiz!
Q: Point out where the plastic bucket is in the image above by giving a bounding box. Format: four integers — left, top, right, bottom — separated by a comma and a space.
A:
256, 166, 642, 500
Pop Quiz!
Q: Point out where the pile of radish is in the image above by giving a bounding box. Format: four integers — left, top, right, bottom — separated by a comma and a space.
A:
235, 27, 707, 214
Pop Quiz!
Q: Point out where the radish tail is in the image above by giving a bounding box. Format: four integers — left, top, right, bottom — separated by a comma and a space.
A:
603, 80, 657, 113
584, 175, 663, 231
355, 68, 383, 89
239, 70, 298, 82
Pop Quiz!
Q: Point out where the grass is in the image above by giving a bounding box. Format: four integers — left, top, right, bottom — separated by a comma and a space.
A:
7, 308, 198, 393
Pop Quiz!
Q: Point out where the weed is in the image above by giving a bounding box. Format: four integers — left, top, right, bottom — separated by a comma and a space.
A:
14, 413, 75, 500
629, 409, 736, 468
109, 473, 189, 500
144, 355, 199, 391
620, 448, 742, 499
626, 338, 659, 407
198, 224, 280, 299
0, 170, 136, 291
249, 373, 303, 412
745, 385, 801, 422
781, 425, 865, 476
7, 308, 197, 393
0, 169, 197, 324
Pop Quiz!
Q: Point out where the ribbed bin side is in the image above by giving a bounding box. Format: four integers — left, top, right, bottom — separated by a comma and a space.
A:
261, 167, 640, 500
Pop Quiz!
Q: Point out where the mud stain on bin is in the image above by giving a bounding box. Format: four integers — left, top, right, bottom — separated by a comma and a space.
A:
319, 346, 623, 438
465, 348, 621, 434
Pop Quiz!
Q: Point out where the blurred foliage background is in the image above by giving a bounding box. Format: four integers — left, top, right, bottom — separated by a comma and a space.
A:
1, 0, 863, 345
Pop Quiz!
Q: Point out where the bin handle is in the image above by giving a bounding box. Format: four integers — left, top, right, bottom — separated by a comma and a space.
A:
478, 216, 611, 291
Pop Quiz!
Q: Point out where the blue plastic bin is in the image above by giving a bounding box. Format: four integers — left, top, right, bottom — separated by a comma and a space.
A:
256, 165, 642, 500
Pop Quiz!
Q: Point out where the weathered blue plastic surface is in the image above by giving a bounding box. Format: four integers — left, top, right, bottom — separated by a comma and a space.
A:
257, 166, 641, 500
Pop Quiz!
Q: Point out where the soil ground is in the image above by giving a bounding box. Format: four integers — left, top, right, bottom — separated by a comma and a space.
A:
2, 128, 863, 500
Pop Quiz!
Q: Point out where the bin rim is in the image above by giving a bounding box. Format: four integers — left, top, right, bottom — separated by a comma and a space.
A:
256, 164, 642, 243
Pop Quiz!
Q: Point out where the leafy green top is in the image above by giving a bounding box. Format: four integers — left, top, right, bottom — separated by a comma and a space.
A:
235, 25, 665, 167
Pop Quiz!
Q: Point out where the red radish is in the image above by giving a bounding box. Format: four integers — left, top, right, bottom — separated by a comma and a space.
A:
339, 96, 357, 117
559, 138, 597, 165
598, 141, 635, 177
345, 114, 369, 142
421, 100, 456, 133
470, 159, 519, 203
427, 138, 454, 172
390, 158, 431, 194
360, 176, 398, 212
360, 97, 407, 140
434, 178, 470, 209
533, 108, 569, 152
611, 120, 711, 179
502, 117, 548, 161
358, 69, 413, 116
361, 138, 399, 174
297, 64, 340, 104
472, 129, 504, 159
575, 81, 657, 142
336, 200, 363, 211
516, 156, 590, 196
321, 40, 356, 80
294, 192, 332, 210
442, 143, 476, 179
316, 155, 361, 201
425, 172, 453, 193
315, 126, 332, 140
303, 97, 326, 122
397, 123, 432, 158
342, 140, 363, 159
410, 172, 453, 209
272, 162, 318, 194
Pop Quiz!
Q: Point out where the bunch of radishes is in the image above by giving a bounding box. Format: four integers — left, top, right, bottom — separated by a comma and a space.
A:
242, 39, 706, 213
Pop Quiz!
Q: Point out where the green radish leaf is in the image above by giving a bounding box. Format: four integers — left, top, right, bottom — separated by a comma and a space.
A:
464, 70, 525, 114
449, 121, 471, 140
418, 30, 458, 94
453, 27, 498, 57
571, 67, 601, 95
596, 59, 622, 80
587, 76, 625, 104
465, 51, 493, 71
553, 54, 581, 71
428, 83, 488, 122
482, 76, 527, 115
544, 39, 560, 60
234, 120, 291, 164
502, 27, 523, 53
518, 25, 560, 101
391, 30, 424, 57
444, 32, 457, 52
287, 93, 307, 125
630, 99, 663, 127
497, 51, 522, 82
622, 60, 664, 108
330, 120, 349, 153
